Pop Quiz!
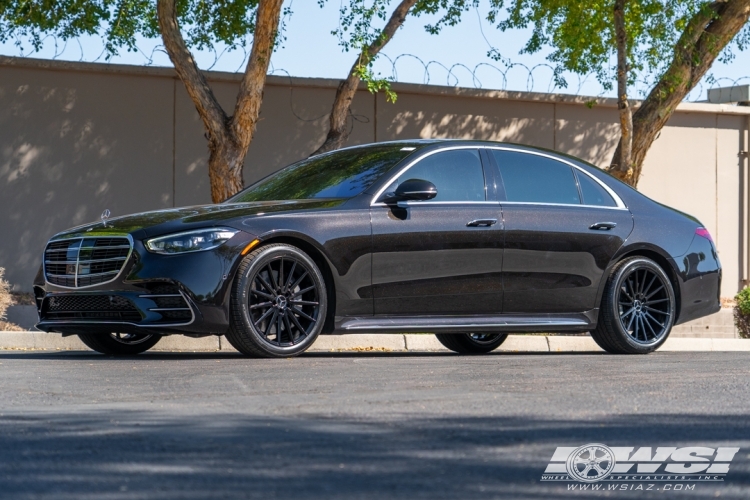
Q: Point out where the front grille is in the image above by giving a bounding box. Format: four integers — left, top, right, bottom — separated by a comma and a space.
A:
42, 295, 142, 322
44, 237, 131, 288
138, 283, 193, 323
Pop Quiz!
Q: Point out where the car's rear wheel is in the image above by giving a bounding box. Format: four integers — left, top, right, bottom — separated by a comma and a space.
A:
591, 256, 675, 354
77, 332, 161, 355
435, 333, 509, 354
226, 244, 327, 358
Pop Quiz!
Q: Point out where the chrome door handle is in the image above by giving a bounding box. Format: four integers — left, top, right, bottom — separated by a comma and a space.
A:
589, 222, 617, 230
467, 219, 497, 227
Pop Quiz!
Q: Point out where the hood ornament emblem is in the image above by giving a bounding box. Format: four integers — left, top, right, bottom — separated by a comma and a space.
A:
101, 209, 111, 227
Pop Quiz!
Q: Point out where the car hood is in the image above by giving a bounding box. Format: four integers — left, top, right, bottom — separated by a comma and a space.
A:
50, 199, 347, 240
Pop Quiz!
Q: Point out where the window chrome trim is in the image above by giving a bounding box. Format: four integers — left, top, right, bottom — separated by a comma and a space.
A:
370, 145, 484, 207
370, 145, 628, 210
43, 234, 135, 290
497, 201, 626, 211
483, 146, 627, 210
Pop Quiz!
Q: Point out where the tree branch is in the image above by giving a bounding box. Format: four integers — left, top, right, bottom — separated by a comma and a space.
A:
312, 0, 418, 155
610, 0, 633, 178
610, 0, 750, 186
230, 0, 284, 156
156, 0, 228, 145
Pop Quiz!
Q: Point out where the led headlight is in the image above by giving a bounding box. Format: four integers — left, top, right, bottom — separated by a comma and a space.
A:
145, 228, 239, 255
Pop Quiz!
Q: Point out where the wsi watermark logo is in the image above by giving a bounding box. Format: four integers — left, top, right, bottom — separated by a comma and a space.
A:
541, 444, 739, 489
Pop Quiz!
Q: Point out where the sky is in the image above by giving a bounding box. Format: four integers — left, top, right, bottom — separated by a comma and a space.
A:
1, 0, 749, 101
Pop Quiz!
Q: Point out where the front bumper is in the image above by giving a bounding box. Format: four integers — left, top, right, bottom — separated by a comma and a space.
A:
34, 231, 256, 336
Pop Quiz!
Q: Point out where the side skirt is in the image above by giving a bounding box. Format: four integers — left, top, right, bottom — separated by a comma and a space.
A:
331, 311, 597, 335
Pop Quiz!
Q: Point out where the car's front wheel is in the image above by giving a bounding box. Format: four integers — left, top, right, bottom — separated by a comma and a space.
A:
435, 333, 509, 354
591, 256, 676, 354
77, 332, 161, 355
226, 243, 328, 358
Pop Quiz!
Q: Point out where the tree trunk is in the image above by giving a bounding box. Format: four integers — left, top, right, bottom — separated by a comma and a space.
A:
312, 0, 418, 156
608, 0, 750, 187
157, 0, 283, 203
208, 143, 246, 204
610, 0, 633, 180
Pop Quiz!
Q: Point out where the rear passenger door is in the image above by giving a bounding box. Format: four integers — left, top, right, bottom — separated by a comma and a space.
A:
488, 149, 633, 314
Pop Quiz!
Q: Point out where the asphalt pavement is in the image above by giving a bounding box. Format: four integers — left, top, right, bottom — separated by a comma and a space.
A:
1, 350, 749, 499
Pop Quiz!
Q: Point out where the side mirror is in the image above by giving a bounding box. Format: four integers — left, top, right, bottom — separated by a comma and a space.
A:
381, 179, 438, 204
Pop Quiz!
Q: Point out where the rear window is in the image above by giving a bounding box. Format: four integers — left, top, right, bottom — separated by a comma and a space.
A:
492, 150, 580, 205
576, 171, 617, 207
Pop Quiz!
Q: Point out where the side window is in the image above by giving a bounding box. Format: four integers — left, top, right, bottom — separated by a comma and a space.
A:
391, 149, 486, 202
491, 150, 580, 205
576, 171, 617, 207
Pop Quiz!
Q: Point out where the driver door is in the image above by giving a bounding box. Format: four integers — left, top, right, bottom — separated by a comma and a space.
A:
370, 148, 504, 316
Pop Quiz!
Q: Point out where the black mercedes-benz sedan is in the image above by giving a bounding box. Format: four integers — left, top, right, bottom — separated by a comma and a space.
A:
33, 140, 721, 357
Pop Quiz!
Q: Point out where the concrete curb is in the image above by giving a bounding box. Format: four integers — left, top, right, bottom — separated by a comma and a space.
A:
1, 331, 748, 353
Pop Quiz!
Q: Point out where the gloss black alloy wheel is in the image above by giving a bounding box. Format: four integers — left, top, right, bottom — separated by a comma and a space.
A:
435, 332, 508, 354
77, 332, 161, 355
227, 244, 327, 358
591, 256, 675, 354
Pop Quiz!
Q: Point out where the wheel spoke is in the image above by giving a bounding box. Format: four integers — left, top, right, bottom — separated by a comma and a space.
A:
289, 271, 309, 293
251, 288, 274, 301
621, 306, 635, 318
645, 285, 664, 300
267, 263, 279, 291
633, 316, 642, 340
644, 305, 668, 315
249, 301, 273, 310
287, 309, 307, 335
283, 261, 297, 293
626, 310, 636, 332
621, 283, 634, 301
279, 259, 284, 292
291, 306, 316, 322
264, 309, 278, 337
291, 285, 316, 298
253, 307, 274, 327
642, 273, 657, 296
641, 314, 654, 338
290, 300, 319, 306
644, 311, 666, 328
276, 311, 283, 345
283, 313, 295, 345
633, 271, 640, 296
645, 297, 669, 305
256, 274, 275, 294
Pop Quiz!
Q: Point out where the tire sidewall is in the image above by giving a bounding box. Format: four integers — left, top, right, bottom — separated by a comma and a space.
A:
464, 333, 508, 352
607, 258, 675, 353
233, 245, 327, 357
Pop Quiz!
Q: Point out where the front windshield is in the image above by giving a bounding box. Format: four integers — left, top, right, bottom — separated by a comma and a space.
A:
227, 145, 415, 203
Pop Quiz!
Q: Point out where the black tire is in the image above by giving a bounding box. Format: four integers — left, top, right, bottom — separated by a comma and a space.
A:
226, 243, 328, 358
77, 332, 161, 355
435, 333, 509, 354
591, 256, 676, 354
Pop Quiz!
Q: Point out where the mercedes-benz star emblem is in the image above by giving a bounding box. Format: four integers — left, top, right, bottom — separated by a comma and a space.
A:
101, 209, 111, 227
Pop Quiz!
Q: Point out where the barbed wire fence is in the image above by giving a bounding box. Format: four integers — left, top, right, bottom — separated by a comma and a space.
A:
4, 33, 750, 107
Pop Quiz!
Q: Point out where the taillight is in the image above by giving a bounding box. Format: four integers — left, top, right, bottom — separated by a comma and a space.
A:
695, 227, 713, 243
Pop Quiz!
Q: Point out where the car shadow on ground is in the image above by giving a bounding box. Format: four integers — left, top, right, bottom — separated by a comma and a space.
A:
0, 349, 614, 361
0, 410, 747, 499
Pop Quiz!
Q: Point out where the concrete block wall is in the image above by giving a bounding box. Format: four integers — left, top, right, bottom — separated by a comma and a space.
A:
1, 56, 749, 306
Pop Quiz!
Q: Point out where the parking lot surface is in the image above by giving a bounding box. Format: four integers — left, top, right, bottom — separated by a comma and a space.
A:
0, 349, 748, 499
